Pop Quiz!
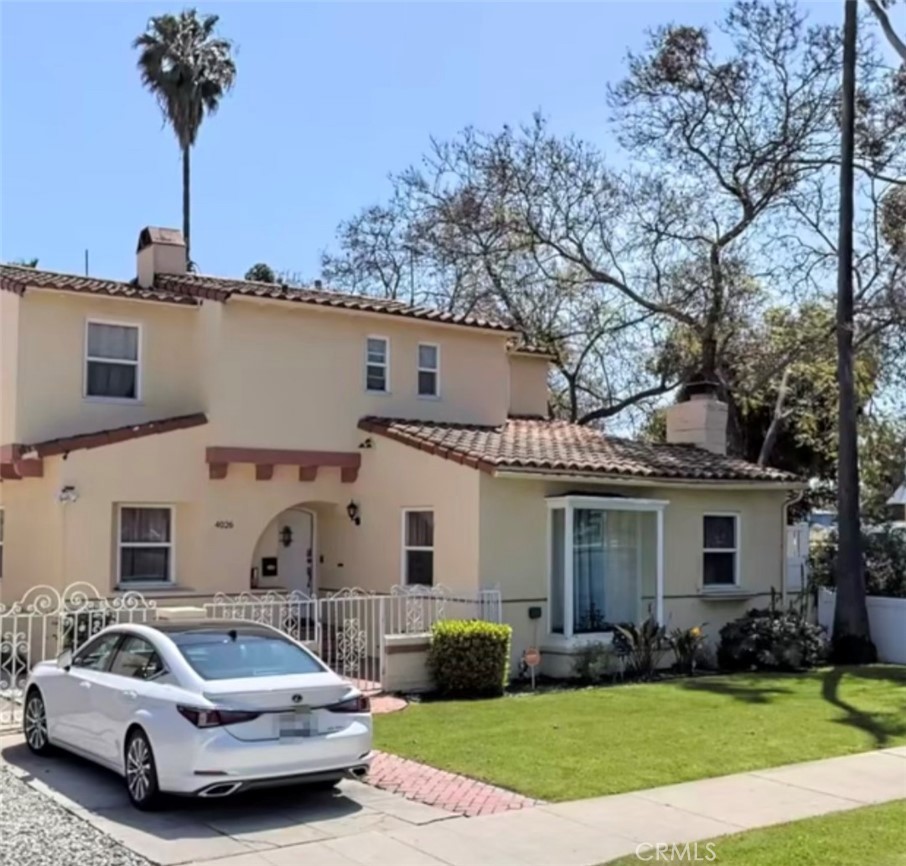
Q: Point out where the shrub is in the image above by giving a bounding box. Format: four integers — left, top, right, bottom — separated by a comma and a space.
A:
669, 624, 707, 675
572, 641, 616, 682
427, 620, 512, 697
718, 604, 827, 672
612, 616, 670, 680
811, 524, 906, 598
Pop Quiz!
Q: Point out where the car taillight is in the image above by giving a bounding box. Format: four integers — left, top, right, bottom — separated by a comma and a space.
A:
327, 694, 371, 713
177, 706, 261, 727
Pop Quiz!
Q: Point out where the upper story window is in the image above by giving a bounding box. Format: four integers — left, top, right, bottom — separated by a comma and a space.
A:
417, 343, 440, 398
85, 321, 140, 400
118, 506, 173, 585
366, 336, 389, 393
702, 514, 739, 587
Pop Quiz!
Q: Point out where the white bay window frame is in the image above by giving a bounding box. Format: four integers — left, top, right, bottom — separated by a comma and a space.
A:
546, 495, 668, 640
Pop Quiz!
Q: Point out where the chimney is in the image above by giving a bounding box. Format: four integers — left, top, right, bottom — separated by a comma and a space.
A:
665, 381, 728, 454
136, 227, 187, 288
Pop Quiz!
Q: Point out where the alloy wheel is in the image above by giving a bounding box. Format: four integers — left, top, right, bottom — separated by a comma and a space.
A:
126, 735, 153, 803
24, 694, 48, 752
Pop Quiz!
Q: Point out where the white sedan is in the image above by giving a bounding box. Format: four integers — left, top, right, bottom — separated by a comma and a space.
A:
22, 620, 373, 810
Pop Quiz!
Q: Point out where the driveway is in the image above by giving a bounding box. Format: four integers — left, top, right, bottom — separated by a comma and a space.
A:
0, 732, 461, 866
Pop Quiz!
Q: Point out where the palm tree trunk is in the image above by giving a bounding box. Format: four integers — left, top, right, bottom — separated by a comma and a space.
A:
182, 146, 191, 267
832, 0, 876, 664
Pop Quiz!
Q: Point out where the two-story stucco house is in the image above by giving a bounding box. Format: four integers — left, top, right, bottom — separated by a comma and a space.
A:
0, 228, 802, 674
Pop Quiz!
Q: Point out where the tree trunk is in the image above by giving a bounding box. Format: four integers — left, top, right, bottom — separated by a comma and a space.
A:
757, 367, 791, 467
182, 146, 191, 268
832, 0, 876, 664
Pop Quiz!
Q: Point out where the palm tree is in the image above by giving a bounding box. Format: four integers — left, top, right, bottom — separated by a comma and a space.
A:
833, 0, 877, 663
133, 9, 236, 265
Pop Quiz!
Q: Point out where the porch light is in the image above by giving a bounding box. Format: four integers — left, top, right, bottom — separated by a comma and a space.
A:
279, 525, 293, 547
346, 500, 361, 526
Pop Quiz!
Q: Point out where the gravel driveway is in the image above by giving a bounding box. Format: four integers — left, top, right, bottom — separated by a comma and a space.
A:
0, 766, 152, 866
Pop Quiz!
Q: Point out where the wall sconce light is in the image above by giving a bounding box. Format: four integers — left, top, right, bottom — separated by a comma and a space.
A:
279, 525, 294, 547
346, 501, 361, 526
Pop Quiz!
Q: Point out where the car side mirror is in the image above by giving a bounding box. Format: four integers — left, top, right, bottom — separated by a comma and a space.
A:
57, 650, 73, 671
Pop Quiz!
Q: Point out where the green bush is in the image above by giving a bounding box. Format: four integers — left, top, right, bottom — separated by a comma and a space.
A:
427, 620, 512, 697
718, 605, 827, 672
811, 525, 906, 598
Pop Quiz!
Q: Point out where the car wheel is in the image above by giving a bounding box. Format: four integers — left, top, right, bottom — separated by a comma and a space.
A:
23, 689, 53, 755
124, 729, 162, 811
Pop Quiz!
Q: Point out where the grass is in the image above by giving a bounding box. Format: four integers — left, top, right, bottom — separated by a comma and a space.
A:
374, 665, 906, 802
605, 800, 906, 865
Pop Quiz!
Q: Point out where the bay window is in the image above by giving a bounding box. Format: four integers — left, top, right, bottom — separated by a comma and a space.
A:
547, 496, 666, 638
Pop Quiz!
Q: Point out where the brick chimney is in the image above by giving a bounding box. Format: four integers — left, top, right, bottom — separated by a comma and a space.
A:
665, 382, 728, 454
136, 227, 187, 288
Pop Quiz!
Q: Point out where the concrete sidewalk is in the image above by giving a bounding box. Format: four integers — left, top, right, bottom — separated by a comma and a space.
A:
192, 747, 906, 866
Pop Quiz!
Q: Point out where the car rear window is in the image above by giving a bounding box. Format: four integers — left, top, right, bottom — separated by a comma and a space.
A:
170, 630, 325, 680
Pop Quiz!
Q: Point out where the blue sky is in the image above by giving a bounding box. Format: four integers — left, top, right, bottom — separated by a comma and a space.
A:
0, 1, 885, 283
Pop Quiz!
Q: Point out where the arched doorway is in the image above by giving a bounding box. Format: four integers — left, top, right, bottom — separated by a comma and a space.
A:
251, 507, 317, 594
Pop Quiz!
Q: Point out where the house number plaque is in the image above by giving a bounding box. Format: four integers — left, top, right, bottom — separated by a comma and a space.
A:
214, 520, 234, 529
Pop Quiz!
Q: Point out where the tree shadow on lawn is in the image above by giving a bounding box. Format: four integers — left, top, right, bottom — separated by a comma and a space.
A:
678, 675, 794, 705
820, 666, 906, 748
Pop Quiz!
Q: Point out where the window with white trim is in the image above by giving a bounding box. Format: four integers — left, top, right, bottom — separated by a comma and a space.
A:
365, 337, 389, 393
118, 506, 173, 584
417, 343, 439, 397
403, 510, 434, 586
702, 514, 739, 586
86, 321, 140, 400
0, 508, 4, 579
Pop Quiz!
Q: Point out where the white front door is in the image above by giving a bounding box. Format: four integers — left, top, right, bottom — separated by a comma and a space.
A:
277, 509, 315, 594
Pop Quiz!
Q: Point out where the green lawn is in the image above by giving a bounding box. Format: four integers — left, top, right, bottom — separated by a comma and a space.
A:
374, 665, 906, 802
605, 800, 906, 865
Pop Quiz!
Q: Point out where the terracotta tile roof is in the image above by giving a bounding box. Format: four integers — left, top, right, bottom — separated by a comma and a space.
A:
0, 264, 198, 306
154, 273, 516, 333
358, 416, 800, 483
20, 413, 208, 458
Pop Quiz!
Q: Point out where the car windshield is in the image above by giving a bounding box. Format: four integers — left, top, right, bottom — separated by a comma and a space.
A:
170, 630, 324, 680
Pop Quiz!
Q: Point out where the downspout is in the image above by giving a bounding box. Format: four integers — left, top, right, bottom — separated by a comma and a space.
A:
781, 487, 807, 606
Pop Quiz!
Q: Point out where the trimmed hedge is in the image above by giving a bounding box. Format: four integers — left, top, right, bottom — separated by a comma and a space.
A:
427, 619, 512, 697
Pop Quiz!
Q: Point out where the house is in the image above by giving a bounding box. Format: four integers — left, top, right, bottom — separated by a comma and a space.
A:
0, 227, 802, 676
887, 477, 906, 524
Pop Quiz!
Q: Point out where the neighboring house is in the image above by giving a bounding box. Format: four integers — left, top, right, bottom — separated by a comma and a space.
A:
888, 479, 906, 524
0, 227, 802, 674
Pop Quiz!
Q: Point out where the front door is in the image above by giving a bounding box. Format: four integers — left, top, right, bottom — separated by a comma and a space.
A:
277, 509, 315, 595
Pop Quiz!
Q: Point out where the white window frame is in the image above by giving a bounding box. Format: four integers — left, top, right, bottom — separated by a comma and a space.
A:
365, 335, 390, 394
702, 512, 741, 589
417, 342, 441, 399
116, 504, 175, 587
400, 508, 435, 586
84, 319, 142, 403
545, 495, 668, 641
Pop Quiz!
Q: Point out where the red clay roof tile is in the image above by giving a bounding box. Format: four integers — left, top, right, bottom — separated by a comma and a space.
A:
358, 416, 800, 483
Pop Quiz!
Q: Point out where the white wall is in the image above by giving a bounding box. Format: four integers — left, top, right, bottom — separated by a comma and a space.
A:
818, 588, 906, 664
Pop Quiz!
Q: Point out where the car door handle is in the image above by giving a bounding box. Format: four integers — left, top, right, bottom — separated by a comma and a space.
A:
122, 690, 137, 700
79, 681, 92, 689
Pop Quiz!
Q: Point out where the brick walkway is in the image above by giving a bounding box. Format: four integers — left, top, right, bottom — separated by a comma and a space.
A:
365, 751, 543, 817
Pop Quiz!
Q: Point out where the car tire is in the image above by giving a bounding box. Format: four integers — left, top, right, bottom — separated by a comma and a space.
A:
23, 689, 53, 756
124, 728, 163, 811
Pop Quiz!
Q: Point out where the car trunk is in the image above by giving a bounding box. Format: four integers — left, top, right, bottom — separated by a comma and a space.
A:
202, 673, 355, 742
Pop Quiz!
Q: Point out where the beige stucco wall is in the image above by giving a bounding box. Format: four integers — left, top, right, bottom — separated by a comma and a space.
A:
0, 291, 21, 443
508, 354, 549, 418
12, 291, 202, 444
203, 299, 510, 452
478, 474, 791, 667
0, 422, 481, 602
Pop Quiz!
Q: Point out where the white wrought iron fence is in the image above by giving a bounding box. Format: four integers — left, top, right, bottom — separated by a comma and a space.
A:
0, 582, 502, 723
1, 583, 157, 726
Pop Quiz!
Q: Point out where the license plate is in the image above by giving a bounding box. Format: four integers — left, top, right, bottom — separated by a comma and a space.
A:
279, 708, 313, 739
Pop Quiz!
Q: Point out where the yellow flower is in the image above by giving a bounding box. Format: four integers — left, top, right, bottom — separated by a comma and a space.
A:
690, 626, 702, 638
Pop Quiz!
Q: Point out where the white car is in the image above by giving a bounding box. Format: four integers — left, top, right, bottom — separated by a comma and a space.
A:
22, 620, 373, 810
